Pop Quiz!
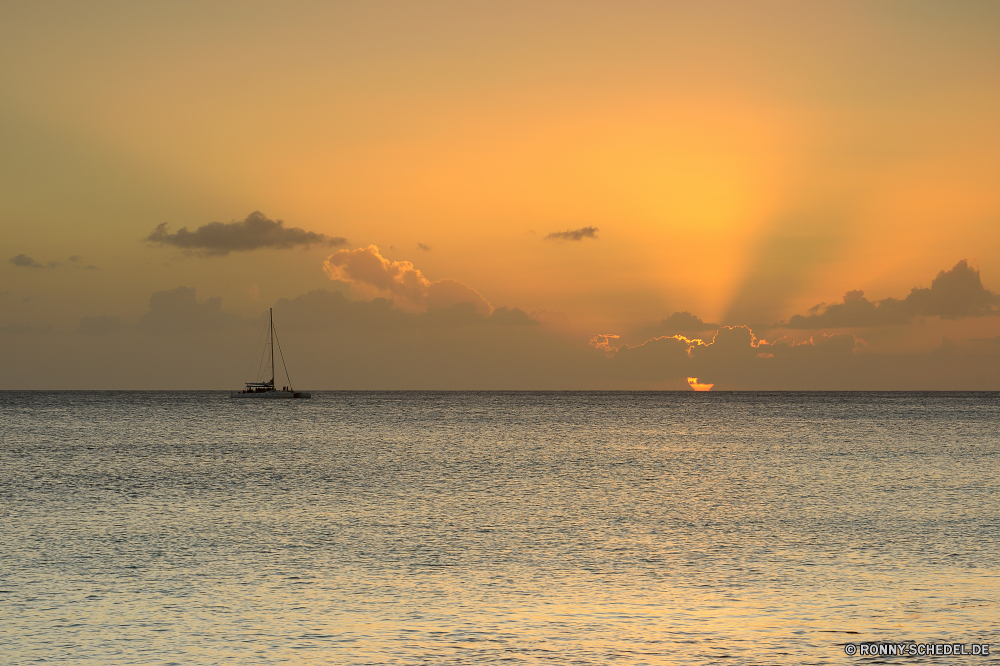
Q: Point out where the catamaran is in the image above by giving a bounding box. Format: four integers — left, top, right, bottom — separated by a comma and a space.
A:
231, 308, 311, 399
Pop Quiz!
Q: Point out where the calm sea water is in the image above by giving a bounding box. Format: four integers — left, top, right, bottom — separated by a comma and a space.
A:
2, 391, 999, 665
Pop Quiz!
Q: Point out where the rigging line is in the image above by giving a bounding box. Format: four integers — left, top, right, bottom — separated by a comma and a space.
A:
272, 323, 292, 390
246, 319, 267, 383
256, 319, 270, 383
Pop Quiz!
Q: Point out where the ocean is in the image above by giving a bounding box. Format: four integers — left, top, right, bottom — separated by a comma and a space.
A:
2, 391, 998, 664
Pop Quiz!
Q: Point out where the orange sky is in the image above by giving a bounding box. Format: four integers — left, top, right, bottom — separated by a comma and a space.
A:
3, 2, 1000, 388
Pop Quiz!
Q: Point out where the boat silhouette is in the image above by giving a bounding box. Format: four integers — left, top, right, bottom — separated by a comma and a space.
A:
231, 308, 310, 399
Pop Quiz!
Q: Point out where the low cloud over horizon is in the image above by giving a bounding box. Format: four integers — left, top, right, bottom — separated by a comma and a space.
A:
147, 212, 347, 256
6, 260, 1000, 389
22, 289, 999, 389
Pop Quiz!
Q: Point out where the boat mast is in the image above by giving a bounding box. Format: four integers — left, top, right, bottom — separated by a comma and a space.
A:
270, 307, 275, 388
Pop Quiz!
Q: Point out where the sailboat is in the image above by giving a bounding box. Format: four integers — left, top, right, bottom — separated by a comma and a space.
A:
231, 308, 311, 399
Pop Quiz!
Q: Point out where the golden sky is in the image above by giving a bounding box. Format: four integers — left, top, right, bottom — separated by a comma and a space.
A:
3, 2, 1000, 388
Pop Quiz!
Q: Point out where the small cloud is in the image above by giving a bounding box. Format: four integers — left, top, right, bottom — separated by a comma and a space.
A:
9, 254, 44, 268
68, 255, 80, 263
417, 243, 431, 251
147, 211, 347, 256
545, 226, 599, 242
687, 377, 714, 391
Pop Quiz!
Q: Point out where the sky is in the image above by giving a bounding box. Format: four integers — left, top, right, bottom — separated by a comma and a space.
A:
3, 1, 1000, 389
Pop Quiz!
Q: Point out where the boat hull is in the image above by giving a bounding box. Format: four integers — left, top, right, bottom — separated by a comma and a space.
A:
230, 391, 311, 399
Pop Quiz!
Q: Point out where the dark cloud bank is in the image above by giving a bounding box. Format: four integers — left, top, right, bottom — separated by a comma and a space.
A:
6, 261, 1000, 389
147, 211, 347, 256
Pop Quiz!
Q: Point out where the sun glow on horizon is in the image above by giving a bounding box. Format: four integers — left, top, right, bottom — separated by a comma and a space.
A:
687, 377, 715, 392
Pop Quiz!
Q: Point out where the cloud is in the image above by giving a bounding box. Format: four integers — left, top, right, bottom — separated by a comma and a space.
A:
659, 311, 718, 331
427, 279, 493, 315
9, 254, 46, 268
786, 260, 1000, 328
323, 245, 493, 315
545, 226, 599, 241
632, 311, 719, 342
906, 260, 999, 318
531, 309, 574, 332
147, 211, 347, 256
8, 254, 95, 270
137, 287, 244, 334
271, 289, 404, 331
488, 306, 538, 326
417, 243, 431, 251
